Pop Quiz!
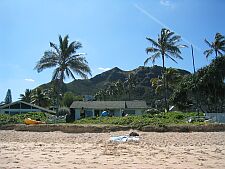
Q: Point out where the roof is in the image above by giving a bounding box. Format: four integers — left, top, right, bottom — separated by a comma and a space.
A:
125, 101, 148, 109
70, 100, 147, 109
0, 100, 56, 114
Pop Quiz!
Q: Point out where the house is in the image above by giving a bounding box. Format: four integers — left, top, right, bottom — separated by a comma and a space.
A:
205, 112, 225, 123
0, 100, 55, 115
70, 100, 148, 120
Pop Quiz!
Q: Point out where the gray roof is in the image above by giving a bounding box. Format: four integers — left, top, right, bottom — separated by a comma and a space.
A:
125, 101, 148, 109
0, 100, 55, 114
70, 100, 147, 109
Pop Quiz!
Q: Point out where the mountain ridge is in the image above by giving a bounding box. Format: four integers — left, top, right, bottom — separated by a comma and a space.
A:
38, 65, 190, 99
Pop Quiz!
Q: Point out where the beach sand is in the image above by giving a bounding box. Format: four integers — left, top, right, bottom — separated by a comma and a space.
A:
0, 130, 225, 169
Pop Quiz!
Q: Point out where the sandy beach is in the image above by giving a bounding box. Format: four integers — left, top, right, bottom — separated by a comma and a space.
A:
0, 130, 225, 169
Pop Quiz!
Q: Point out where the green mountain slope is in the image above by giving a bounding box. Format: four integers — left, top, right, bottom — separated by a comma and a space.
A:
38, 65, 190, 102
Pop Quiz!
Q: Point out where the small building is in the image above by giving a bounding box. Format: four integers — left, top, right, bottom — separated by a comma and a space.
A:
205, 113, 225, 123
70, 100, 148, 120
0, 100, 55, 115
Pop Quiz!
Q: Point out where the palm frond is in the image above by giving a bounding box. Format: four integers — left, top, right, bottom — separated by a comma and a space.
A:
52, 67, 60, 81
217, 50, 223, 56
167, 50, 183, 60
145, 47, 159, 54
166, 31, 175, 41
34, 51, 58, 72
144, 52, 161, 65
35, 34, 91, 83
203, 49, 213, 59
165, 53, 178, 63
204, 39, 212, 48
65, 68, 76, 79
68, 56, 92, 78
146, 37, 160, 48
50, 42, 60, 55
168, 35, 181, 45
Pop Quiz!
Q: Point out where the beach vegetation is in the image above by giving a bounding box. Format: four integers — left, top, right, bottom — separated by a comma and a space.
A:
73, 111, 204, 129
0, 112, 47, 125
34, 35, 91, 108
144, 28, 187, 112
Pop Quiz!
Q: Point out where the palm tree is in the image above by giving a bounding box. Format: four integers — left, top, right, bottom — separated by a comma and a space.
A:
204, 33, 225, 113
31, 88, 50, 107
94, 89, 107, 101
204, 33, 225, 58
34, 35, 91, 107
124, 73, 136, 100
20, 89, 32, 103
151, 68, 182, 96
144, 28, 187, 111
115, 80, 124, 99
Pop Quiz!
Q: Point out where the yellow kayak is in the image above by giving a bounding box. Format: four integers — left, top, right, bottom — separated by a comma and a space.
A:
24, 118, 45, 125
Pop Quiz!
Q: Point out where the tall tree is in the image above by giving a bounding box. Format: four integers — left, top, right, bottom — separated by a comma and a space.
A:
34, 35, 91, 106
204, 33, 225, 58
20, 89, 32, 103
31, 88, 50, 107
204, 33, 225, 113
124, 73, 136, 100
144, 28, 186, 111
4, 89, 12, 104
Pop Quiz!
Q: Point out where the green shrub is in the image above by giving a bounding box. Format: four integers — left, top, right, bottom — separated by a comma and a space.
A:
0, 112, 47, 124
57, 107, 70, 116
73, 111, 206, 128
144, 108, 160, 115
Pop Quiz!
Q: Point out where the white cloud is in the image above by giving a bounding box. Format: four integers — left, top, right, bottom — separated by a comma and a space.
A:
25, 78, 35, 82
160, 0, 174, 8
98, 67, 111, 72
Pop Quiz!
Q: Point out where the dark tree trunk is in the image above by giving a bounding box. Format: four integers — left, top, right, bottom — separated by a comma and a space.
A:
162, 53, 168, 112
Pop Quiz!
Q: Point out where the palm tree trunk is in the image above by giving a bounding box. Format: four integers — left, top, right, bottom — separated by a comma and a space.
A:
162, 53, 168, 112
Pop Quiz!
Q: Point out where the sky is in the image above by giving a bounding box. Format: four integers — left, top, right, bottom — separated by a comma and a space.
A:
0, 0, 225, 101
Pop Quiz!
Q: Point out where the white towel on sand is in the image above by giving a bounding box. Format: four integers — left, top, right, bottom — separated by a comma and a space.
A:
110, 136, 139, 142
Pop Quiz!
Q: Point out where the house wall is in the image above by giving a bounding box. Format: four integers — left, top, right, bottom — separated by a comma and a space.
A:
112, 109, 122, 117
75, 109, 81, 120
206, 113, 225, 123
124, 109, 145, 115
85, 109, 94, 117
135, 109, 143, 115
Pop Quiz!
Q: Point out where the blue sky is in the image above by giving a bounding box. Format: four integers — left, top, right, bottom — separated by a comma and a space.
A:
0, 0, 224, 101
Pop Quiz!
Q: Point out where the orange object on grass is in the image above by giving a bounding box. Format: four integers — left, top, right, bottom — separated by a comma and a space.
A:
24, 118, 45, 125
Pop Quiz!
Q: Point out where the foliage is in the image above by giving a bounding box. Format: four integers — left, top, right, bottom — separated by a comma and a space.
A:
171, 56, 225, 112
62, 92, 76, 107
74, 112, 203, 129
144, 108, 160, 115
144, 28, 187, 111
204, 32, 225, 58
57, 107, 70, 116
31, 88, 50, 107
34, 35, 91, 82
124, 73, 136, 100
94, 75, 137, 101
4, 89, 12, 104
20, 89, 32, 103
0, 112, 47, 125
34, 35, 91, 107
150, 68, 183, 109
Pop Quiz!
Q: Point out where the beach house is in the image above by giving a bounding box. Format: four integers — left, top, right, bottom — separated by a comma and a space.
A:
70, 100, 148, 120
0, 100, 55, 115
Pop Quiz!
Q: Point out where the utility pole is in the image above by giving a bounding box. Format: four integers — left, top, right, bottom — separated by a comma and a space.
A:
191, 45, 199, 117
